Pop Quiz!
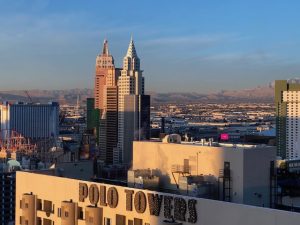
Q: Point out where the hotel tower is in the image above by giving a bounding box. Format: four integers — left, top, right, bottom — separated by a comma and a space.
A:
275, 80, 300, 159
117, 38, 150, 165
94, 40, 120, 164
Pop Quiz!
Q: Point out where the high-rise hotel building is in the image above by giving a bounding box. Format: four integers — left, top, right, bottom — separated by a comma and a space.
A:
94, 40, 120, 164
275, 80, 300, 159
117, 38, 150, 165
0, 102, 59, 140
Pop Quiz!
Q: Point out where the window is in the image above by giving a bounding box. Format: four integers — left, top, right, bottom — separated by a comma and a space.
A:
43, 200, 52, 213
78, 207, 84, 220
134, 218, 143, 225
57, 208, 61, 217
116, 215, 126, 225
104, 218, 111, 225
43, 218, 52, 225
37, 199, 42, 210
36, 217, 42, 225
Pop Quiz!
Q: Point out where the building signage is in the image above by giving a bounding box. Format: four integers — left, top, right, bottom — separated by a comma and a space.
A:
79, 182, 197, 223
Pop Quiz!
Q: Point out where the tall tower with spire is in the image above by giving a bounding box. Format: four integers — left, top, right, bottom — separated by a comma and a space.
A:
117, 38, 150, 165
94, 39, 120, 164
94, 39, 115, 110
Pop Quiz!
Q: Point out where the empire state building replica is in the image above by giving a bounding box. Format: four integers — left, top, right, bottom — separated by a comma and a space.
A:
94, 40, 120, 164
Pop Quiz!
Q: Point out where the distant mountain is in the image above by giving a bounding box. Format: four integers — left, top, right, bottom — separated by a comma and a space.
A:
0, 89, 93, 105
0, 84, 274, 105
150, 84, 274, 103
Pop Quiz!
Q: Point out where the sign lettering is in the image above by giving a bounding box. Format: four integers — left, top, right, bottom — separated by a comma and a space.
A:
78, 183, 197, 223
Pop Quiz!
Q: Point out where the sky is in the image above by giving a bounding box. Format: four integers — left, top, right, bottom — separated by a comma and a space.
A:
0, 0, 300, 93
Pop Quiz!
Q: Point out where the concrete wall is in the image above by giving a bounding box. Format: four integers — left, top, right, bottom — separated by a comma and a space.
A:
16, 172, 300, 225
243, 148, 276, 207
124, 95, 139, 165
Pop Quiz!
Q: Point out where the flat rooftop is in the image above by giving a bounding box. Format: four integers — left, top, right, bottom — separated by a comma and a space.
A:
142, 139, 274, 149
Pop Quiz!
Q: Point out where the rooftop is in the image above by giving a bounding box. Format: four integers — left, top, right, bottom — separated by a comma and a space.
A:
140, 138, 274, 150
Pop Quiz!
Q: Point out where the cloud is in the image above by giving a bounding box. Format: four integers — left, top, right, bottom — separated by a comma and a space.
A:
8, 0, 51, 12
142, 33, 242, 47
0, 10, 140, 52
195, 50, 279, 65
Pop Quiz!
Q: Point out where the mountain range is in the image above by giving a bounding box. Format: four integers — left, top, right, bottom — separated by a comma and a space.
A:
0, 84, 274, 105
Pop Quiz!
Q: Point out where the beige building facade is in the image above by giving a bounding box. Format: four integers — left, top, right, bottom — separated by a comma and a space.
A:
16, 171, 300, 225
132, 141, 276, 207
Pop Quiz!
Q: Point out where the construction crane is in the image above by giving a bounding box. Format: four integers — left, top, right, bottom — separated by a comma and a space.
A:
24, 91, 33, 103
59, 111, 66, 125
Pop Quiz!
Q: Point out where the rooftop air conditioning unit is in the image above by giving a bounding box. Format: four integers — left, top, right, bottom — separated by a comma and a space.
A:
162, 134, 181, 144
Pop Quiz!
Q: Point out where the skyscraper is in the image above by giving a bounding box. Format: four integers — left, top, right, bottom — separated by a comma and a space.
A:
275, 80, 300, 159
94, 40, 115, 110
117, 38, 150, 165
94, 40, 120, 164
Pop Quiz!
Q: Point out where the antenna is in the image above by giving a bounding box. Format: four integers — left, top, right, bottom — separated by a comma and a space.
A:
76, 94, 80, 116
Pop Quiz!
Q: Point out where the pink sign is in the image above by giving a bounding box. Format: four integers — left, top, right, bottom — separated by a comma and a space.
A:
220, 133, 229, 141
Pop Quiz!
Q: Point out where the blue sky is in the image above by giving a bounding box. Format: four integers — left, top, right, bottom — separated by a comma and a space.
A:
0, 0, 300, 93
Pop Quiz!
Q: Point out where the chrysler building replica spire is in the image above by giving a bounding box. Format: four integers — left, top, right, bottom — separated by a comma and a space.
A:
124, 37, 140, 70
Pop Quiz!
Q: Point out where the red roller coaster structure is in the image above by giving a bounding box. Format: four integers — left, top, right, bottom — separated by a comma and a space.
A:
0, 129, 37, 155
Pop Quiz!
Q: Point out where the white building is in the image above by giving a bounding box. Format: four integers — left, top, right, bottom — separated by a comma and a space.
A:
0, 102, 59, 140
283, 91, 300, 158
117, 38, 145, 165
275, 80, 300, 159
133, 138, 277, 207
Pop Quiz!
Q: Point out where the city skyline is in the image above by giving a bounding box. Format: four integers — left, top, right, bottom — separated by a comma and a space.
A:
1, 1, 300, 93
1, 2, 300, 224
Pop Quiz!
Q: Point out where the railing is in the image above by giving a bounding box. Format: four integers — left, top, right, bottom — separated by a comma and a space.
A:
171, 165, 190, 173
